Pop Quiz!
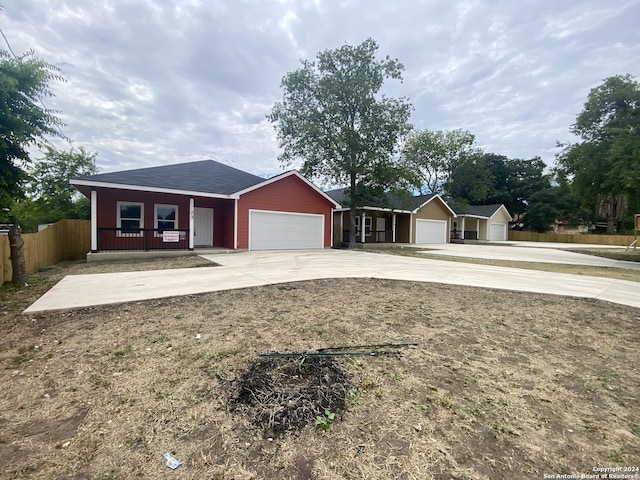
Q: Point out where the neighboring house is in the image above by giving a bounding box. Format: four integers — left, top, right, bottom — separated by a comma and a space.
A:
71, 160, 339, 252
326, 189, 456, 245
451, 204, 512, 241
553, 221, 589, 234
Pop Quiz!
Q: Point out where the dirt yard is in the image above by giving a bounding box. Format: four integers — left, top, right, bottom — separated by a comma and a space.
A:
1, 256, 639, 479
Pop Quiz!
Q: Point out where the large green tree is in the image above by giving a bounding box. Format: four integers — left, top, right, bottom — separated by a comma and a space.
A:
402, 128, 479, 195
446, 153, 493, 205
0, 49, 64, 214
12, 146, 98, 232
556, 74, 640, 233
525, 181, 591, 233
482, 153, 550, 217
268, 38, 413, 247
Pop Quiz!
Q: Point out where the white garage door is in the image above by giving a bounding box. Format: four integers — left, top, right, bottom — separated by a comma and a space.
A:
249, 210, 324, 250
490, 222, 507, 241
415, 219, 447, 244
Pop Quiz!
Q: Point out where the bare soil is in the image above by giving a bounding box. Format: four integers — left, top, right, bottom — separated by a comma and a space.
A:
0, 257, 639, 479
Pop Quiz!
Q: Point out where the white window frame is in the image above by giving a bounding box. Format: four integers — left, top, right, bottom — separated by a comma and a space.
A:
364, 216, 372, 236
117, 201, 144, 237
154, 204, 179, 235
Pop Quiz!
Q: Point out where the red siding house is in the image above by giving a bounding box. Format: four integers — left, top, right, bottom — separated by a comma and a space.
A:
71, 160, 339, 252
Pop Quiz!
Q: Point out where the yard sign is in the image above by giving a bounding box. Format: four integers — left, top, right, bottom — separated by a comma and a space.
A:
162, 231, 180, 243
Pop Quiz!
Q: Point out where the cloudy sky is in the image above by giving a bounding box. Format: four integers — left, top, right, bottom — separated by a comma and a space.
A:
2, 0, 639, 180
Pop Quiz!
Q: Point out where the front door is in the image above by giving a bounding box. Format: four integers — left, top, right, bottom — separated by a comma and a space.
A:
194, 207, 213, 247
376, 217, 386, 242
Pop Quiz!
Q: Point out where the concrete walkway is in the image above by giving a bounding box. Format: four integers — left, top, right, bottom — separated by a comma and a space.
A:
24, 249, 640, 313
418, 242, 640, 270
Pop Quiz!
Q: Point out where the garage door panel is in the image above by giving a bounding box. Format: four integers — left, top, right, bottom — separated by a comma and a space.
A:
249, 210, 324, 250
416, 219, 446, 244
490, 223, 506, 241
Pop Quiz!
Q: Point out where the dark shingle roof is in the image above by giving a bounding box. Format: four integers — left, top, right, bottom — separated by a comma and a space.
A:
452, 203, 505, 217
73, 160, 265, 195
325, 188, 438, 211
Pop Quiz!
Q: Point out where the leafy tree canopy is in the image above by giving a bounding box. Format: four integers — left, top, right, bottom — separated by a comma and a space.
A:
525, 182, 591, 233
446, 153, 493, 205
267, 38, 413, 247
402, 128, 479, 195
12, 146, 98, 231
556, 74, 640, 233
483, 153, 550, 216
0, 49, 65, 213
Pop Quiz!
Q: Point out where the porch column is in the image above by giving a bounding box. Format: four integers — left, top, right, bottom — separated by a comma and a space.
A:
392, 213, 396, 243
189, 197, 194, 251
340, 211, 344, 243
476, 218, 480, 240
90, 189, 97, 252
361, 212, 365, 243
461, 217, 465, 239
409, 215, 413, 244
233, 198, 238, 249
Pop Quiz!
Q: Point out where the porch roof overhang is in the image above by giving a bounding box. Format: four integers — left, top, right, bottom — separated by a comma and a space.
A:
70, 179, 233, 200
334, 206, 413, 214
456, 213, 489, 220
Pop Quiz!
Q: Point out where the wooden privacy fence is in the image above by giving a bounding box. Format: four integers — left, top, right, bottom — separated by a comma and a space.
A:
0, 219, 91, 284
509, 230, 636, 246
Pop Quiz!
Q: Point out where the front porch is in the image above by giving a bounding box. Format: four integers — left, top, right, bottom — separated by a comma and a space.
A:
452, 217, 484, 241
89, 190, 237, 253
334, 210, 411, 245
86, 246, 238, 262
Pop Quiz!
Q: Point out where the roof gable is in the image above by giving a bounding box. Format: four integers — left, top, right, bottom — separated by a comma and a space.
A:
72, 160, 265, 196
235, 171, 340, 207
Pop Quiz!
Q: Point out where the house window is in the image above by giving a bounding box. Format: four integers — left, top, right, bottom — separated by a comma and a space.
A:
155, 204, 178, 233
364, 216, 372, 236
353, 216, 372, 236
117, 202, 143, 236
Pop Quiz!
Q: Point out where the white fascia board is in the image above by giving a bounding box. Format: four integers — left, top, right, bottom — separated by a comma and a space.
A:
495, 205, 513, 221
334, 206, 413, 214
412, 194, 457, 217
457, 213, 489, 220
231, 170, 341, 207
70, 179, 231, 199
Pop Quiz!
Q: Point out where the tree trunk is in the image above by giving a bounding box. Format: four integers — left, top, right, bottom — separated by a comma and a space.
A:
349, 209, 357, 249
8, 223, 28, 285
606, 199, 615, 235
348, 173, 357, 249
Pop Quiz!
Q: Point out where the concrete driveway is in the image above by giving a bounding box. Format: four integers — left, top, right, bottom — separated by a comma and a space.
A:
417, 242, 640, 270
24, 249, 640, 313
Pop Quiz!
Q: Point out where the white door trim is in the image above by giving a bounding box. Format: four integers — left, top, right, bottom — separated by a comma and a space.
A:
194, 207, 214, 247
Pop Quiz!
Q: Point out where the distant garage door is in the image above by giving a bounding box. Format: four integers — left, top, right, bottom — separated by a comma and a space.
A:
490, 222, 507, 241
249, 210, 324, 250
415, 219, 447, 244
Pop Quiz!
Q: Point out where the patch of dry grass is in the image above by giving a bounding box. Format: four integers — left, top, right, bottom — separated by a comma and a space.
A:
0, 258, 638, 479
568, 248, 640, 263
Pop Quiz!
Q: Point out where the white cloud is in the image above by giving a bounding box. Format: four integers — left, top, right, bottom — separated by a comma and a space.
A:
1, 0, 638, 177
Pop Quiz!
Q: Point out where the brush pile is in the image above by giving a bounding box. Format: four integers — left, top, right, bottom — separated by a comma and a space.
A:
228, 356, 350, 436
